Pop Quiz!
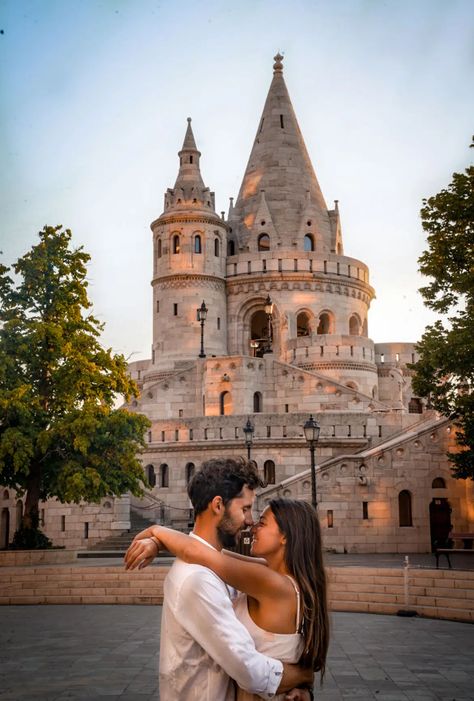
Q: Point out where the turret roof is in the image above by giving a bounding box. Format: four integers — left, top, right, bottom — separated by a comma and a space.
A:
231, 54, 332, 248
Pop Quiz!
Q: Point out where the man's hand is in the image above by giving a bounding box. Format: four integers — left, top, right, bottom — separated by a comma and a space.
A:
285, 688, 313, 700
124, 537, 159, 570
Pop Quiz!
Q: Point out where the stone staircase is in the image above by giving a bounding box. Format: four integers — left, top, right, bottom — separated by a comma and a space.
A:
84, 510, 165, 556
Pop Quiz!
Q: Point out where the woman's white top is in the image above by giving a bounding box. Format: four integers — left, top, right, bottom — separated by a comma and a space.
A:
233, 576, 305, 701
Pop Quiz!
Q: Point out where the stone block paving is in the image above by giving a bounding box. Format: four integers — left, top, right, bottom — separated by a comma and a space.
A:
0, 606, 473, 700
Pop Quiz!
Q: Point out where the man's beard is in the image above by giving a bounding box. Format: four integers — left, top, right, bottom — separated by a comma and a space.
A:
216, 508, 241, 548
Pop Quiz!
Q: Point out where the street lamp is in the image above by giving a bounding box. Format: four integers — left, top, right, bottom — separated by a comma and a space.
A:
264, 295, 273, 353
303, 414, 321, 509
197, 300, 208, 358
243, 417, 255, 461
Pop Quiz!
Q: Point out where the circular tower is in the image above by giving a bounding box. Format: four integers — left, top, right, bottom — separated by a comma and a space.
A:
226, 55, 377, 397
148, 119, 227, 373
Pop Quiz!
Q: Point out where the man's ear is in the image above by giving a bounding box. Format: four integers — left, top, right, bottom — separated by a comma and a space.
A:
210, 496, 223, 515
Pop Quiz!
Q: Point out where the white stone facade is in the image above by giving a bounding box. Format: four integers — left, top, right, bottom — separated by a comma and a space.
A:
2, 55, 471, 552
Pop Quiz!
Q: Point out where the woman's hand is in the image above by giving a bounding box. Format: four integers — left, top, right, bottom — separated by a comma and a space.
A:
124, 537, 159, 570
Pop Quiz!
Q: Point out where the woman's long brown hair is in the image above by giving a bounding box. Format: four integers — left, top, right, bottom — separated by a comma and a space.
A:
269, 498, 329, 678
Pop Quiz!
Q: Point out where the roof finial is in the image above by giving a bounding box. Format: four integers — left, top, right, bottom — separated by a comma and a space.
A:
273, 52, 284, 73
187, 117, 192, 123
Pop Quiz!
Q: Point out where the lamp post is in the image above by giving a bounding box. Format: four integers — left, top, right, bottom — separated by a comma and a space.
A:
197, 300, 208, 358
243, 417, 255, 461
303, 414, 321, 509
264, 295, 274, 353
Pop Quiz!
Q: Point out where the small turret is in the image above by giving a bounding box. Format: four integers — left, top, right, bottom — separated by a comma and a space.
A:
163, 118, 217, 215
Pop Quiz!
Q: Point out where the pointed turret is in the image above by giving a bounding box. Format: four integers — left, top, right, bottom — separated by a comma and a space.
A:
162, 118, 217, 216
231, 54, 333, 250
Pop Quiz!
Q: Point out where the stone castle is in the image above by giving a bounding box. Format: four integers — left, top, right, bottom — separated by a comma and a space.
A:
1, 55, 472, 552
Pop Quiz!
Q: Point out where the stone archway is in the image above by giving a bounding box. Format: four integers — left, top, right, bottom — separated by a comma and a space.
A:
1, 508, 10, 550
429, 498, 452, 552
237, 297, 281, 358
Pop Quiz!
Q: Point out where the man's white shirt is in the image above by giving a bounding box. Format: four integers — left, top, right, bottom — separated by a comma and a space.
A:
159, 533, 283, 700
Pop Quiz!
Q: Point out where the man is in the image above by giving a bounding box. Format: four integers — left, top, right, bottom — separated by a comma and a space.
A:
125, 457, 313, 701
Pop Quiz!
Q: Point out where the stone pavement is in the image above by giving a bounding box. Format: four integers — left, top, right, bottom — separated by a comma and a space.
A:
0, 606, 473, 701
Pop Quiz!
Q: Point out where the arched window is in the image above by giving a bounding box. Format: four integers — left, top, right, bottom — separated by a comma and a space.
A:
145, 465, 156, 488
214, 238, 220, 257
257, 234, 270, 251
317, 312, 332, 335
253, 392, 262, 413
264, 460, 275, 485
185, 462, 195, 485
173, 235, 180, 254
304, 234, 314, 252
228, 240, 235, 256
157, 238, 162, 258
15, 500, 23, 530
398, 490, 412, 527
1, 507, 10, 550
159, 464, 169, 488
432, 477, 446, 489
220, 391, 231, 416
2, 490, 9, 500
408, 398, 423, 414
194, 235, 202, 254
297, 312, 311, 337
349, 315, 360, 336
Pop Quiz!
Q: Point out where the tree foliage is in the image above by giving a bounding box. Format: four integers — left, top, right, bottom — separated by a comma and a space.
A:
411, 139, 474, 479
0, 226, 150, 547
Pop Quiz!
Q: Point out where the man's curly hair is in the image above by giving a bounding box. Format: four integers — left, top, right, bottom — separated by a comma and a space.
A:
188, 457, 264, 516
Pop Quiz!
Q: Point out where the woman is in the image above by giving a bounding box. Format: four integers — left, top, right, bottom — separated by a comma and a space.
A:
131, 498, 329, 701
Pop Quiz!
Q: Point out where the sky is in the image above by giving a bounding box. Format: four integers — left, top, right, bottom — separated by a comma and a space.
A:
1, 0, 473, 361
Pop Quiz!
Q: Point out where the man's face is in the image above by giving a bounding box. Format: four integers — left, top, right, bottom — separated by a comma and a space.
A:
216, 485, 255, 548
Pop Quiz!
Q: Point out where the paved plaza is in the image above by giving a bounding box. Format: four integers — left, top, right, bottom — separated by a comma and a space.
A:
0, 606, 473, 701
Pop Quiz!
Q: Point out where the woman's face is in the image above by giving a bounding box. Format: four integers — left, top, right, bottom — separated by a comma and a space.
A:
250, 506, 285, 558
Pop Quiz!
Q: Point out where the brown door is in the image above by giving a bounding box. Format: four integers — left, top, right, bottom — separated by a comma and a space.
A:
0, 508, 10, 550
429, 498, 452, 552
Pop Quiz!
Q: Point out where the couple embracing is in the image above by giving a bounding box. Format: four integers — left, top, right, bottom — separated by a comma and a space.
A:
125, 457, 329, 700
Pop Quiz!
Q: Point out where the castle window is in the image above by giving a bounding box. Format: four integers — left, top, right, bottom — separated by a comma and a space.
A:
258, 234, 270, 251
190, 155, 193, 164
173, 303, 178, 316
253, 392, 263, 413
264, 460, 275, 485
84, 522, 89, 539
349, 315, 361, 336
185, 462, 195, 485
160, 464, 169, 488
408, 398, 423, 414
432, 477, 446, 489
157, 238, 162, 258
362, 502, 369, 520
228, 240, 235, 256
398, 490, 412, 526
194, 235, 202, 254
220, 391, 231, 416
156, 301, 159, 313
304, 234, 314, 252
297, 312, 311, 337
327, 510, 334, 528
214, 238, 220, 257
173, 235, 180, 254
280, 114, 284, 128
61, 515, 66, 532
217, 317, 220, 330
317, 312, 332, 335
145, 465, 156, 488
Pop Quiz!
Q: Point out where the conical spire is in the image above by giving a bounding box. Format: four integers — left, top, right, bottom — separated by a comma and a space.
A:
231, 54, 332, 249
162, 118, 218, 216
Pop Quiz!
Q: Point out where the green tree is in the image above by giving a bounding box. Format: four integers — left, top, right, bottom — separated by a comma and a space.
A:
411, 139, 474, 479
0, 225, 150, 548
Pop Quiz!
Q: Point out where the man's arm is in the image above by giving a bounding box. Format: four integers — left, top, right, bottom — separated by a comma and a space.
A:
176, 569, 283, 700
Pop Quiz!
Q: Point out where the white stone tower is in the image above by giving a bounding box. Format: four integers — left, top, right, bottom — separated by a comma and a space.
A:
226, 54, 378, 397
149, 119, 228, 373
